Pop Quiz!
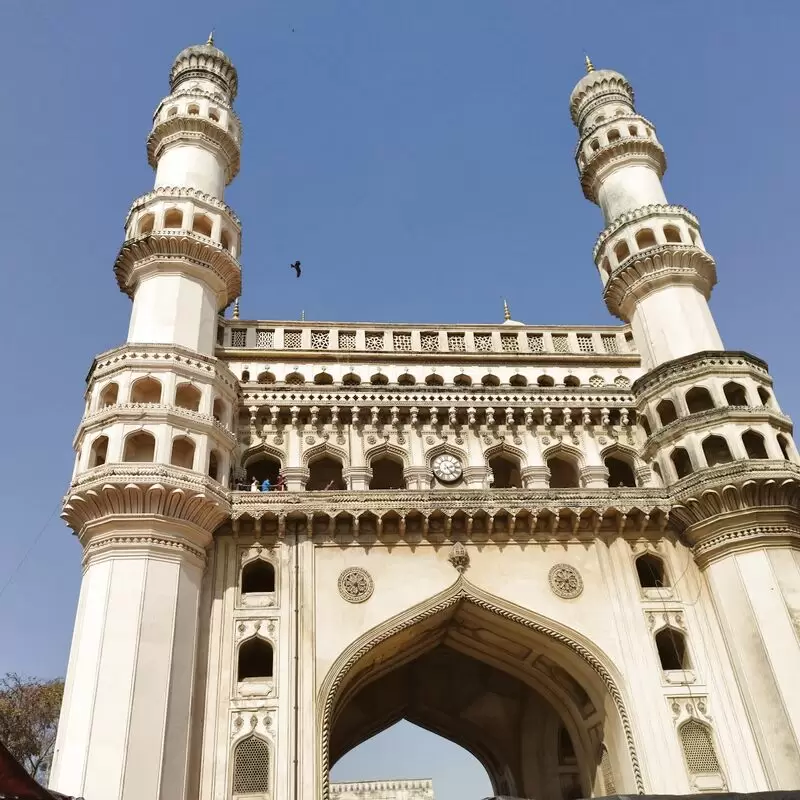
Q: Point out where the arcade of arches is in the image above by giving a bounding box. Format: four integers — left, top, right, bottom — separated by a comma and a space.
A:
324, 593, 627, 800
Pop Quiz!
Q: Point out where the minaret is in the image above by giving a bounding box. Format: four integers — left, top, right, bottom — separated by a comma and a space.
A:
50, 38, 241, 800
571, 60, 721, 371
116, 32, 241, 355
572, 62, 800, 786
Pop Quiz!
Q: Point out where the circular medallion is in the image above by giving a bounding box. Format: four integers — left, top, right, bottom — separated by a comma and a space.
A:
338, 567, 374, 603
426, 436, 435, 445
305, 435, 315, 445
548, 564, 583, 599
432, 453, 463, 483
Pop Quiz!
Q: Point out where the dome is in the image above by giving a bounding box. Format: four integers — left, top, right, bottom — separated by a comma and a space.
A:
569, 67, 633, 125
170, 36, 239, 100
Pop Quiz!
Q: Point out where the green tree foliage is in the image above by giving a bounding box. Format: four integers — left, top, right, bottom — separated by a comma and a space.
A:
0, 673, 64, 780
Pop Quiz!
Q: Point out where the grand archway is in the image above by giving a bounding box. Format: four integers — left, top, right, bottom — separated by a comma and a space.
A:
318, 581, 643, 800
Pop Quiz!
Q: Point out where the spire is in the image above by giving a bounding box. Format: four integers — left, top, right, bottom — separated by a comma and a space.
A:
584, 54, 595, 74
232, 297, 240, 320
503, 299, 511, 322
301, 309, 305, 322
207, 30, 215, 46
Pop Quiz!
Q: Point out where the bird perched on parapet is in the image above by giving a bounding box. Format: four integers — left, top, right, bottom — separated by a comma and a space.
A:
290, 261, 302, 277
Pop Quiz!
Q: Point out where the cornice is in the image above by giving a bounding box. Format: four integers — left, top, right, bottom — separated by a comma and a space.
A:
76, 402, 237, 447
641, 405, 792, 460
87, 343, 239, 394
114, 231, 241, 304
632, 351, 769, 400
147, 115, 240, 183
125, 186, 241, 229
62, 463, 231, 536
593, 204, 700, 261
575, 112, 657, 157
579, 138, 666, 203
602, 245, 716, 321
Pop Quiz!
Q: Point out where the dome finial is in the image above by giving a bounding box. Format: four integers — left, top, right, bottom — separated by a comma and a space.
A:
503, 299, 511, 322
207, 30, 215, 46
584, 53, 595, 73
232, 296, 240, 319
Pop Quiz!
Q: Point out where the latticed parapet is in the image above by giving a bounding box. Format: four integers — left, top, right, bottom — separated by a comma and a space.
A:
631, 351, 796, 486
668, 460, 800, 568
114, 230, 241, 306
147, 106, 241, 185
73, 343, 240, 489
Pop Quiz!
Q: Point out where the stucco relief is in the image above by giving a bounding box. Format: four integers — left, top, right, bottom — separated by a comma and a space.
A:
548, 563, 584, 599
338, 567, 374, 603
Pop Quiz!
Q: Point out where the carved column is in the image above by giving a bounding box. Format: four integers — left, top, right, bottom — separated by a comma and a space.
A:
50, 469, 229, 800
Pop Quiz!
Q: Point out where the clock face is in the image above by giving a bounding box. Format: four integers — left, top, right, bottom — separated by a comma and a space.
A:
432, 453, 463, 483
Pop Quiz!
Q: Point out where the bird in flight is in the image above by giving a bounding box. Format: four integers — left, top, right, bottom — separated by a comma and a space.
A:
290, 261, 301, 278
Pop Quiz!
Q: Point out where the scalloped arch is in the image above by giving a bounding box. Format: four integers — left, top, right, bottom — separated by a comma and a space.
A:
364, 441, 410, 468
241, 442, 285, 468
541, 441, 586, 469
302, 441, 350, 468
424, 440, 468, 469
483, 441, 529, 469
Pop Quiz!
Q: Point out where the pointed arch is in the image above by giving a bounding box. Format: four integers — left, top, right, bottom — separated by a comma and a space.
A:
317, 578, 644, 800
483, 441, 529, 470
541, 441, 585, 469
241, 441, 285, 468
364, 441, 410, 468
302, 441, 349, 469
424, 441, 468, 471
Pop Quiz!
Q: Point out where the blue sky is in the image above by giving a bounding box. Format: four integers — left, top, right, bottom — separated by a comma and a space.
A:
0, 1, 798, 798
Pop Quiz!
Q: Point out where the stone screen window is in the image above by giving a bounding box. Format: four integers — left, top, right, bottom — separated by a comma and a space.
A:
217, 326, 224, 346
577, 334, 595, 353
625, 331, 635, 351
552, 334, 570, 353
365, 332, 385, 351
256, 329, 274, 349
447, 333, 466, 352
231, 328, 247, 348
420, 332, 440, 352
311, 330, 330, 350
474, 333, 493, 352
232, 737, 270, 795
680, 721, 721, 775
501, 334, 520, 352
601, 334, 620, 354
338, 331, 356, 350
527, 333, 545, 353
283, 330, 302, 349
393, 332, 412, 351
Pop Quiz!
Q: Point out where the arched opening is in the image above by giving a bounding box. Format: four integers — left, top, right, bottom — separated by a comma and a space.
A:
89, 436, 108, 468
342, 372, 361, 386
778, 434, 792, 460
187, 104, 200, 116
604, 455, 636, 487
220, 229, 231, 251
370, 373, 389, 386
123, 431, 156, 463
563, 375, 580, 387
242, 560, 276, 594
138, 213, 155, 236
679, 721, 722, 778
600, 257, 611, 279
590, 138, 600, 152
285, 372, 305, 385
742, 430, 768, 459
671, 447, 693, 479
454, 373, 472, 387
509, 374, 528, 387
369, 456, 405, 490
175, 382, 201, 411
757, 386, 772, 406
166, 106, 178, 117
322, 589, 637, 800
257, 370, 275, 384
635, 553, 668, 588
488, 454, 522, 488
547, 456, 580, 488
397, 373, 416, 386
702, 435, 733, 467
537, 375, 555, 388
245, 455, 281, 487
663, 225, 682, 243
640, 415, 651, 437
208, 107, 220, 122
232, 737, 270, 796
614, 241, 630, 263
628, 125, 639, 137
238, 638, 273, 681
163, 208, 183, 228
170, 436, 195, 469
241, 370, 250, 382
655, 628, 690, 671
635, 228, 657, 250
208, 449, 220, 481
607, 128, 621, 143
686, 386, 714, 413
314, 372, 333, 385
212, 397, 226, 423
723, 381, 748, 406
192, 214, 213, 238
425, 374, 444, 387
99, 382, 118, 407
307, 456, 346, 491
481, 374, 500, 387
130, 376, 162, 404
656, 399, 678, 426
